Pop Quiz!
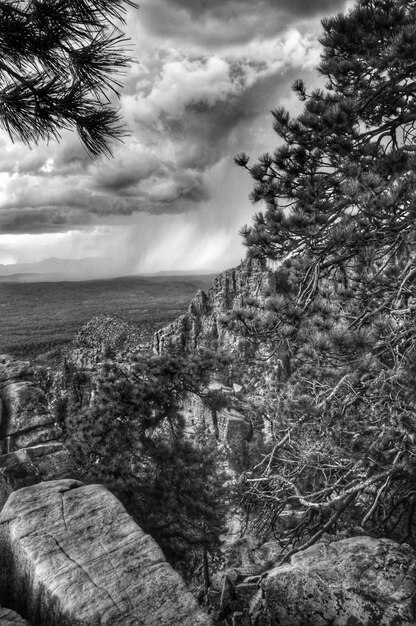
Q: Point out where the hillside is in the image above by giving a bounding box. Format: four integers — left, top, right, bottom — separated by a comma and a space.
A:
0, 258, 415, 624
0, 274, 215, 358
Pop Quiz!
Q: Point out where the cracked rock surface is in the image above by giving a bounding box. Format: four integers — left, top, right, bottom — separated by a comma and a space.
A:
0, 479, 211, 626
263, 536, 416, 625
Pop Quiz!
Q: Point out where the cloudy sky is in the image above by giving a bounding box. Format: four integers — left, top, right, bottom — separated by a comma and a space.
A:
0, 0, 351, 278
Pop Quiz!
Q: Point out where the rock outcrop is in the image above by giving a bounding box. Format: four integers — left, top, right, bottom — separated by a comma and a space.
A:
0, 479, 211, 626
260, 536, 416, 625
154, 258, 276, 355
1, 381, 52, 441
153, 259, 290, 433
0, 356, 73, 508
71, 314, 150, 371
212, 536, 416, 624
0, 355, 61, 453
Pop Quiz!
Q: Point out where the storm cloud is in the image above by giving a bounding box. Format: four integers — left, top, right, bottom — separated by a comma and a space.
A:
0, 0, 351, 273
137, 0, 349, 47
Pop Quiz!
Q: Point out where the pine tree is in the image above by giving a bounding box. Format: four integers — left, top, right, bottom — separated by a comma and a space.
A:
0, 0, 136, 156
235, 0, 416, 558
64, 351, 229, 581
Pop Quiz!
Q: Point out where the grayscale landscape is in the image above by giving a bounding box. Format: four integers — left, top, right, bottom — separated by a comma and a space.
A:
1, 0, 416, 624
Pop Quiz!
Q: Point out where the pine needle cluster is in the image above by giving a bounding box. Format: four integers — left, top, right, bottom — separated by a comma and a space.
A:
62, 351, 229, 577
0, 0, 137, 156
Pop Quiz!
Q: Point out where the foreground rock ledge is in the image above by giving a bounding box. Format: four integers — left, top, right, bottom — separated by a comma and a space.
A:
0, 479, 211, 626
263, 535, 416, 626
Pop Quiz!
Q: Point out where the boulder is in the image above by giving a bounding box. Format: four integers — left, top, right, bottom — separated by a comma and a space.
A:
0, 479, 211, 626
0, 607, 32, 625
262, 536, 416, 625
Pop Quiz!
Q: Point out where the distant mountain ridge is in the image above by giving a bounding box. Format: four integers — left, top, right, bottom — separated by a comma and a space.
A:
0, 257, 110, 280
0, 273, 67, 283
0, 272, 217, 284
0, 257, 221, 282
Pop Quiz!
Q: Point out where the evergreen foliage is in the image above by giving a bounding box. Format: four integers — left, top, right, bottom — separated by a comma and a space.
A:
63, 351, 229, 578
234, 0, 416, 559
0, 0, 136, 156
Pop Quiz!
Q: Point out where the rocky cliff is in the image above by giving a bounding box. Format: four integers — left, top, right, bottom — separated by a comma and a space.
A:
1, 260, 416, 625
154, 258, 276, 355
152, 260, 416, 624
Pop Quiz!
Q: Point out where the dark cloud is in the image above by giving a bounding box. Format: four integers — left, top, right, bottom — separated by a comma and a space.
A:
0, 35, 313, 235
141, 58, 306, 174
138, 0, 350, 46
148, 171, 210, 205
92, 148, 163, 193
0, 159, 211, 233
167, 0, 346, 19
167, 100, 257, 171
95, 169, 152, 193
0, 207, 92, 234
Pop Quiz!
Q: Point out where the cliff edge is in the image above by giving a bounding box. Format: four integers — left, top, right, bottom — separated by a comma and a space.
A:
154, 258, 276, 355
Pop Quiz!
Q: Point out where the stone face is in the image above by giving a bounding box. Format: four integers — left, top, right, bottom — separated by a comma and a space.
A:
263, 536, 416, 626
0, 448, 40, 482
0, 480, 211, 626
179, 397, 252, 463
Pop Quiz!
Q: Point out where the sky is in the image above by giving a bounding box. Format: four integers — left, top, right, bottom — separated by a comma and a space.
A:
0, 0, 351, 278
